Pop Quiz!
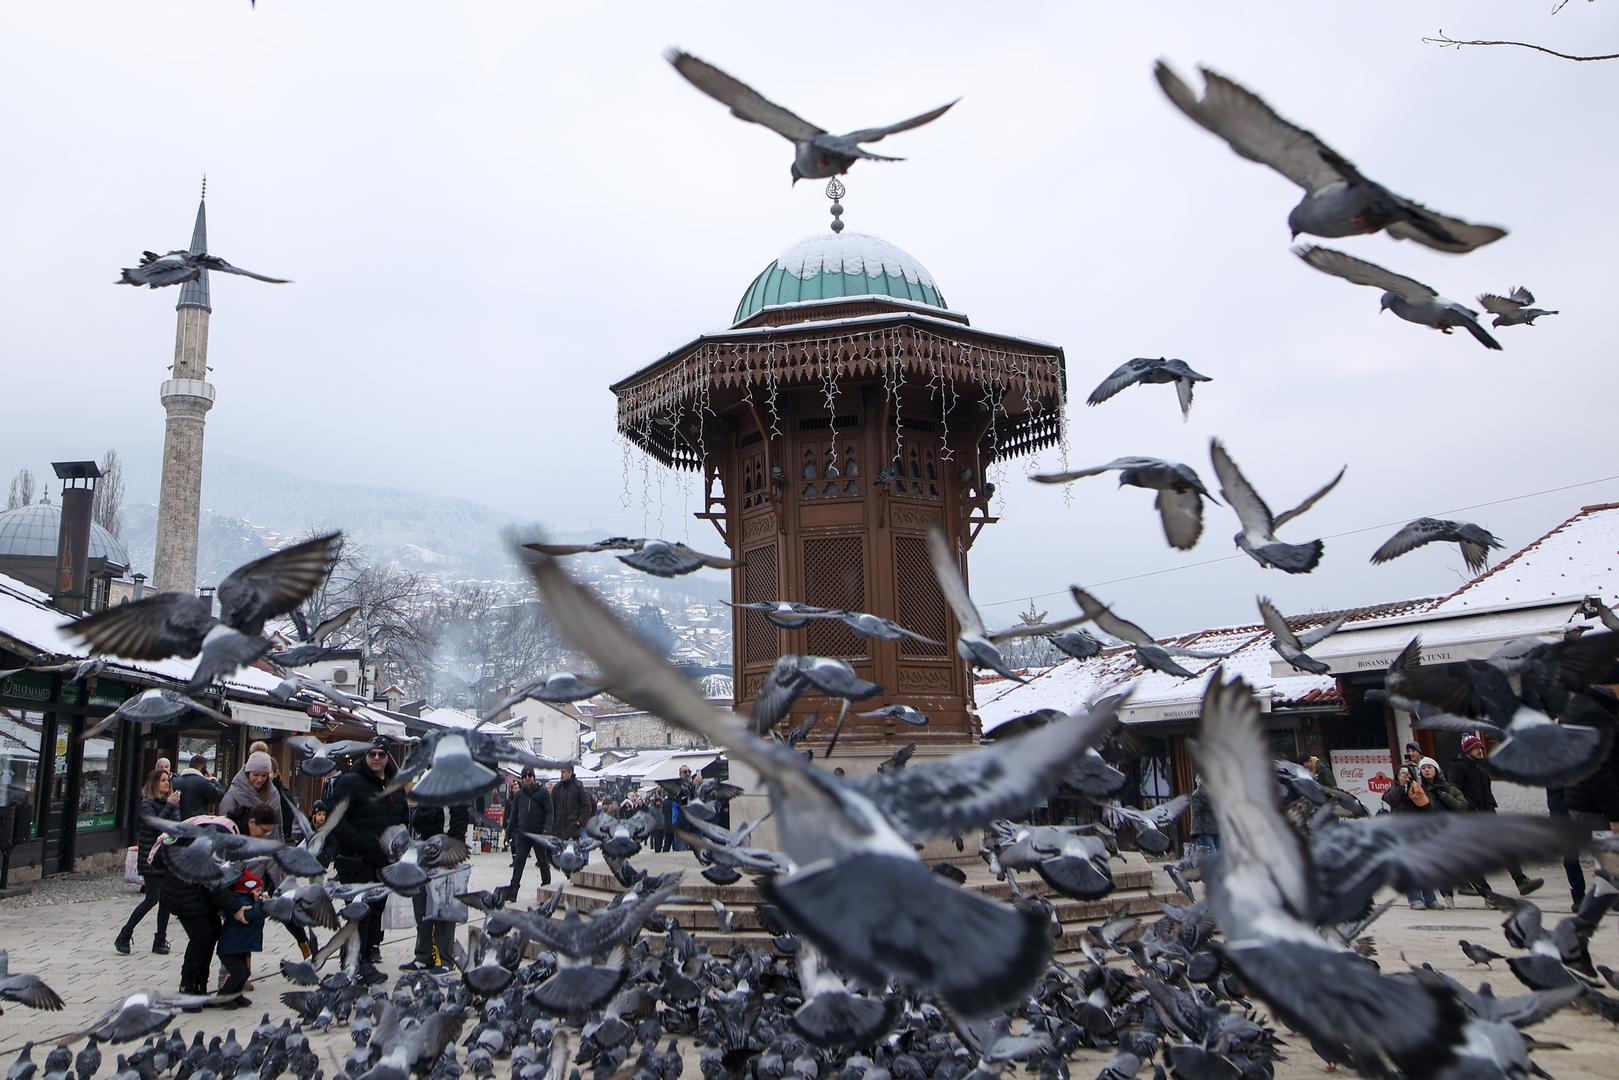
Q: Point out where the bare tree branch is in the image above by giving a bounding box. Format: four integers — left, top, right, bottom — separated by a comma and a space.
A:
1424, 28, 1618, 61
92, 448, 125, 538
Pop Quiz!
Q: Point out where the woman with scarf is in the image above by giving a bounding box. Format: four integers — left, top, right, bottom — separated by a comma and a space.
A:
220, 751, 281, 836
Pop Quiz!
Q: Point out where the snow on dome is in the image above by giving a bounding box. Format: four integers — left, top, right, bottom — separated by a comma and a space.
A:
775, 232, 938, 289
0, 502, 130, 568
734, 231, 947, 324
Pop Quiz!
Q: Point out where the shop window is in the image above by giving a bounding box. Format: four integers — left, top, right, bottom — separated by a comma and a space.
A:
78, 721, 121, 831
0, 708, 44, 841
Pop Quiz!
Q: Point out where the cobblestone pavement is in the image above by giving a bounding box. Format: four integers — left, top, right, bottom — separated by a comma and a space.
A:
2, 854, 1616, 1077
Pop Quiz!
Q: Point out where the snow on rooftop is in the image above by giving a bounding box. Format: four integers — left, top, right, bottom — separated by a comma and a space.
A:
775, 232, 936, 288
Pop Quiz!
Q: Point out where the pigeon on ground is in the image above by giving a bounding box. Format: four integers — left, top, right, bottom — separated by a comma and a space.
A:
1461, 940, 1507, 968
1154, 63, 1506, 253
1371, 518, 1503, 575
928, 524, 1084, 682
1193, 671, 1473, 1076
665, 48, 957, 182
278, 920, 359, 986
524, 536, 736, 577
1258, 597, 1346, 675
452, 926, 519, 997
1296, 245, 1502, 349
1084, 358, 1211, 421
1034, 456, 1218, 549
118, 249, 291, 288
78, 687, 230, 740
0, 952, 63, 1012
523, 542, 1123, 1016
723, 600, 837, 630
1478, 287, 1558, 327
1070, 586, 1232, 678
66, 532, 343, 695
285, 735, 376, 777
1210, 439, 1344, 574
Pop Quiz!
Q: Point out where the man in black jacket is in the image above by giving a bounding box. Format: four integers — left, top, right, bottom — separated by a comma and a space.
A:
504, 769, 552, 902
174, 755, 224, 819
550, 765, 594, 842
1451, 735, 1543, 897
326, 737, 408, 979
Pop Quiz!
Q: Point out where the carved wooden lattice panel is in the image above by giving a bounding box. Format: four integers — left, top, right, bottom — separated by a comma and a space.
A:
742, 545, 778, 664
802, 536, 867, 658
894, 534, 950, 656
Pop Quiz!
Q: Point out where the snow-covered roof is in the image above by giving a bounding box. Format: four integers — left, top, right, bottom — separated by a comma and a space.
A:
0, 572, 286, 699
776, 233, 938, 288
417, 706, 504, 733
1427, 502, 1618, 614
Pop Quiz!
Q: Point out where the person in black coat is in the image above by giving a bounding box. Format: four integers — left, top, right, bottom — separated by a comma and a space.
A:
116, 769, 180, 956
159, 824, 241, 996
550, 766, 594, 840
504, 770, 553, 901
1450, 736, 1544, 897
326, 737, 407, 976
174, 754, 224, 819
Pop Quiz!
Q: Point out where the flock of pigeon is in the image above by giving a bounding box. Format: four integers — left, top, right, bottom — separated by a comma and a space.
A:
3, 40, 1603, 1080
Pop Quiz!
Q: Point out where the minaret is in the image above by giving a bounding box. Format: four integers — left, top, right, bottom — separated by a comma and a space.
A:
152, 185, 216, 595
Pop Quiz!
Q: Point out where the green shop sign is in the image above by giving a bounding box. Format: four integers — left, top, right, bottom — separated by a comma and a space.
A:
77, 812, 116, 831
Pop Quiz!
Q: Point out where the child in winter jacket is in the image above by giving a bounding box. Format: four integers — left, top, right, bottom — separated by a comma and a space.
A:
216, 866, 266, 1006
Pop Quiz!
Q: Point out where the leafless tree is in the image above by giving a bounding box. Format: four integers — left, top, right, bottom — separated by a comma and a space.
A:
996, 598, 1065, 671
6, 468, 35, 511
92, 449, 125, 537
1424, 4, 1614, 62
417, 584, 567, 710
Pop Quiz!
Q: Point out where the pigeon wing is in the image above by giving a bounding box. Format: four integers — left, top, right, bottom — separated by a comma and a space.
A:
927, 523, 986, 637
1069, 586, 1153, 646
311, 604, 360, 644
1297, 245, 1437, 302
1384, 211, 1507, 254
1258, 597, 1305, 653
671, 542, 740, 569
1296, 614, 1348, 649
1155, 487, 1205, 550
216, 532, 344, 635
665, 49, 825, 141
846, 696, 1124, 839
197, 255, 291, 283
1477, 292, 1522, 317
1153, 63, 1343, 191
1085, 359, 1153, 406
1209, 440, 1276, 538
1371, 519, 1446, 565
1272, 464, 1345, 530
66, 592, 214, 660
989, 614, 1089, 644
840, 98, 959, 144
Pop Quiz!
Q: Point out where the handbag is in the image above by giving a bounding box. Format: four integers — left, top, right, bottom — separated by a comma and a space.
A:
425, 865, 472, 924
124, 846, 141, 885
382, 891, 416, 931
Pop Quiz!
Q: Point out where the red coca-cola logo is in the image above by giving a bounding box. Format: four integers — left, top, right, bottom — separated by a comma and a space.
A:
1367, 771, 1394, 794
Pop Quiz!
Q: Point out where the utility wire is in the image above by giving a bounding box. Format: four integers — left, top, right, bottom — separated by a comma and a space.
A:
978, 473, 1619, 610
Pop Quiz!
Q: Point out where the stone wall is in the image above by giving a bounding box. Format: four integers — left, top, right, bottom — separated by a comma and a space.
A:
592, 712, 709, 752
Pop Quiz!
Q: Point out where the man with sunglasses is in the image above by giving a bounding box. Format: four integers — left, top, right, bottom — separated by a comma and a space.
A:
328, 737, 408, 981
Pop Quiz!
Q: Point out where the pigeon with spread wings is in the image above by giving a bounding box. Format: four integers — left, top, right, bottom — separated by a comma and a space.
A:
665, 48, 957, 183
1478, 287, 1557, 328
118, 249, 292, 289
1034, 456, 1217, 550
1258, 597, 1346, 675
1210, 439, 1343, 574
1084, 358, 1211, 421
1070, 586, 1232, 678
1155, 63, 1505, 253
1371, 518, 1502, 575
1297, 245, 1502, 350
524, 537, 737, 578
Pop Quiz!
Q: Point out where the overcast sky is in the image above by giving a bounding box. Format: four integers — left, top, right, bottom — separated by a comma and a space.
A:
3, 1, 1616, 634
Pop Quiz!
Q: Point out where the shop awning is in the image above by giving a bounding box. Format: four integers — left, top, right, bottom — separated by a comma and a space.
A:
229, 701, 313, 734
641, 752, 722, 782
1280, 596, 1583, 679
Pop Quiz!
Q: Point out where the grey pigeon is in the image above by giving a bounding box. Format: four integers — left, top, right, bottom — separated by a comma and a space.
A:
1478, 286, 1558, 327
665, 49, 957, 183
1461, 940, 1506, 968
0, 952, 63, 1012
1192, 671, 1473, 1075
284, 734, 376, 777
66, 532, 343, 694
1371, 517, 1502, 575
1085, 358, 1211, 421
522, 543, 1124, 1016
750, 654, 883, 738
1044, 626, 1105, 660
524, 536, 736, 577
269, 603, 358, 666
62, 989, 221, 1044
723, 600, 837, 629
833, 610, 942, 646
118, 248, 291, 288
378, 823, 470, 895
1257, 597, 1345, 675
1070, 585, 1232, 678
857, 704, 930, 726
1098, 795, 1190, 855
1155, 63, 1506, 253
1210, 438, 1343, 574
1034, 455, 1217, 549
1297, 245, 1502, 349
481, 671, 606, 718
79, 686, 229, 740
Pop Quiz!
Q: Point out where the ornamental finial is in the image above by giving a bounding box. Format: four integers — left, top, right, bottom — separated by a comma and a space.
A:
826, 178, 845, 234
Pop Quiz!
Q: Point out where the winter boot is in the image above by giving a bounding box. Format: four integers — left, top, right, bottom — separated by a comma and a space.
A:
1517, 876, 1545, 897
113, 931, 132, 955
151, 936, 170, 955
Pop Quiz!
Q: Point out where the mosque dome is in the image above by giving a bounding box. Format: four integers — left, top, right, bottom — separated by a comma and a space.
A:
734, 232, 947, 325
0, 502, 131, 568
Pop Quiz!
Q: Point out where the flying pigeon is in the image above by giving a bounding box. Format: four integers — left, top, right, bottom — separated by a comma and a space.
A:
722, 600, 836, 629
1045, 626, 1105, 660
378, 824, 470, 895
284, 735, 376, 777
1034, 456, 1218, 550
1154, 63, 1506, 253
1192, 671, 1474, 1075
1070, 585, 1232, 678
79, 687, 229, 740
390, 727, 571, 805
1210, 439, 1344, 574
1085, 358, 1211, 421
857, 704, 930, 726
268, 603, 358, 667
665, 48, 957, 183
268, 671, 362, 711
481, 671, 606, 719
1098, 795, 1190, 855
1575, 595, 1619, 633
117, 249, 291, 288
62, 989, 224, 1043
524, 536, 737, 577
1296, 245, 1502, 350
1371, 517, 1503, 574
987, 821, 1117, 900
522, 542, 1125, 1016
0, 951, 62, 1012
832, 610, 942, 646
790, 942, 898, 1048
1257, 597, 1345, 675
1477, 287, 1558, 327
66, 532, 343, 695
750, 654, 882, 737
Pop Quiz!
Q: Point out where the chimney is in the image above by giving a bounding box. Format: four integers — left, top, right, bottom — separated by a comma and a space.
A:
131, 572, 146, 601
51, 461, 101, 616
